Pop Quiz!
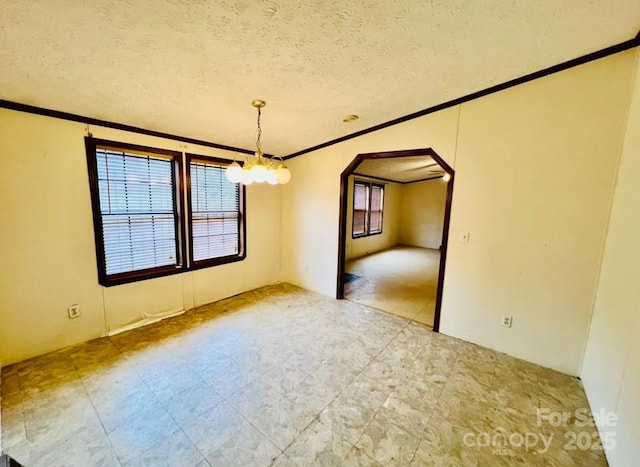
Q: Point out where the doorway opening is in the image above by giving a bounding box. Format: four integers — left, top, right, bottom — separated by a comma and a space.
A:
336, 148, 454, 332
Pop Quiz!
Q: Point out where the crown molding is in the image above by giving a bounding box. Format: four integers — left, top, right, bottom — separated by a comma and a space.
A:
284, 36, 640, 160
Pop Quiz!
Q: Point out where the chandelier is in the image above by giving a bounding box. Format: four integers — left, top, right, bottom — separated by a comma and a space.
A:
226, 100, 291, 185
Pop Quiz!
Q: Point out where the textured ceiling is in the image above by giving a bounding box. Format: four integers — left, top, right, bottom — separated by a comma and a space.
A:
1, 1, 639, 156
355, 156, 444, 183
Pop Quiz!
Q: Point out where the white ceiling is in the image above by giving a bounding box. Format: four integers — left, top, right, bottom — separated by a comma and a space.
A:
1, 1, 639, 157
355, 156, 444, 183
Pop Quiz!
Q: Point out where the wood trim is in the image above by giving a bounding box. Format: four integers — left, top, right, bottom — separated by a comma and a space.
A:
404, 176, 444, 184
1, 453, 25, 466
353, 160, 443, 184
352, 173, 401, 184
286, 37, 640, 160
175, 148, 188, 272
337, 167, 350, 299
84, 137, 186, 286
370, 183, 384, 237
2, 36, 638, 163
86, 139, 250, 286
352, 179, 367, 238
94, 265, 186, 287
432, 165, 454, 332
88, 138, 180, 157
356, 148, 440, 160
185, 154, 247, 270
351, 180, 385, 239
337, 148, 454, 333
1, 99, 263, 157
85, 137, 108, 285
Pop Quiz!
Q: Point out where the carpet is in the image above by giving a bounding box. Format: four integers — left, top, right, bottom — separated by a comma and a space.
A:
344, 273, 361, 283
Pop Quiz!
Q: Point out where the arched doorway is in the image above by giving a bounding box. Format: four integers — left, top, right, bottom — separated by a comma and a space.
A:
336, 148, 454, 332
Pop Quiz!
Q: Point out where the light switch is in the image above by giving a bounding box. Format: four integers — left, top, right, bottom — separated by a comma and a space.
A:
460, 232, 469, 243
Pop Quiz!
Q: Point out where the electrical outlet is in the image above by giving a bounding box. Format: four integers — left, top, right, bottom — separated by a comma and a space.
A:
501, 315, 512, 328
68, 304, 80, 319
460, 232, 470, 243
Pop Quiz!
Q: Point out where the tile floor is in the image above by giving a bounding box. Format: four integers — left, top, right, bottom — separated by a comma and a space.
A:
345, 246, 440, 327
1, 283, 607, 466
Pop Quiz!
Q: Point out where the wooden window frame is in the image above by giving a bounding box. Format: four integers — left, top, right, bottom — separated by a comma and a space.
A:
186, 154, 246, 270
86, 138, 246, 287
352, 180, 384, 239
85, 138, 187, 286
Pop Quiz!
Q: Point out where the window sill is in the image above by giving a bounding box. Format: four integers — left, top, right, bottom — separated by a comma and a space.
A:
352, 231, 383, 239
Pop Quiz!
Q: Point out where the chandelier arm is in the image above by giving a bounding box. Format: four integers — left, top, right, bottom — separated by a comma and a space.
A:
225, 98, 290, 185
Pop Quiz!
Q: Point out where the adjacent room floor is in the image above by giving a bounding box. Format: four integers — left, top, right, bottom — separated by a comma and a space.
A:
1, 284, 606, 466
345, 246, 439, 327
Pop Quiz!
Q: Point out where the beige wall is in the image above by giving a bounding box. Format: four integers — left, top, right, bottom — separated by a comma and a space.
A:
580, 50, 640, 466
345, 176, 401, 260
345, 174, 447, 260
399, 180, 447, 249
281, 50, 637, 375
0, 110, 281, 366
281, 107, 460, 297
440, 50, 635, 375
0, 45, 638, 467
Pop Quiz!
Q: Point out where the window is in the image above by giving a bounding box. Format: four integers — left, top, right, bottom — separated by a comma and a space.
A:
352, 182, 369, 236
187, 156, 245, 268
352, 180, 384, 238
86, 138, 245, 286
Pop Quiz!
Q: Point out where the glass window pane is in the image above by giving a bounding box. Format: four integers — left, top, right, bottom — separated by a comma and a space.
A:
352, 181, 383, 236
95, 148, 178, 276
190, 161, 241, 262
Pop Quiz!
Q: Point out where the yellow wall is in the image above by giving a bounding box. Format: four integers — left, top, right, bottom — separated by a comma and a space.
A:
345, 176, 401, 260
0, 110, 281, 365
281, 50, 637, 375
581, 49, 640, 466
281, 107, 461, 297
346, 176, 448, 259
1, 42, 639, 467
399, 180, 447, 249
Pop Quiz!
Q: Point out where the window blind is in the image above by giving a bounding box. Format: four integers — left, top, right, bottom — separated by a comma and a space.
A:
190, 161, 240, 262
353, 182, 369, 236
370, 185, 384, 233
96, 149, 178, 275
352, 180, 384, 237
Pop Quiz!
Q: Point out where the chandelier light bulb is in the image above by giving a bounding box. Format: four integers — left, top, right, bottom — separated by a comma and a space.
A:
266, 169, 278, 185
235, 99, 292, 186
276, 165, 291, 184
251, 163, 268, 183
443, 173, 451, 182
226, 161, 243, 183
241, 166, 254, 185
